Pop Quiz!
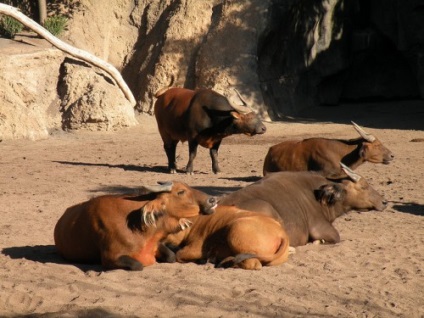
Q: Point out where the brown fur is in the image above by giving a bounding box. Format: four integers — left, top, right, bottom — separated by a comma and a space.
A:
154, 87, 266, 174
54, 182, 216, 270
219, 170, 387, 247
263, 130, 393, 178
166, 206, 290, 270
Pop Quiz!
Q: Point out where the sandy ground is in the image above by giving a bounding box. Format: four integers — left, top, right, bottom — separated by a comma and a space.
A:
0, 101, 423, 317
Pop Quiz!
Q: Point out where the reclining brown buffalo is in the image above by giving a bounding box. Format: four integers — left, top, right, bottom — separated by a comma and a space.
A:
219, 164, 387, 247
54, 181, 217, 270
165, 205, 290, 270
263, 122, 394, 178
154, 87, 266, 174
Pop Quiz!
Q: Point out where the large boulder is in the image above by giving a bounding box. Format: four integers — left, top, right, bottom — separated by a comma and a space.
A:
59, 58, 138, 131
63, 0, 272, 117
0, 42, 64, 140
0, 37, 137, 141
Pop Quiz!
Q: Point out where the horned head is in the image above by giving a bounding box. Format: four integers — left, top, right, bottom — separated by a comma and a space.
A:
340, 162, 361, 183
351, 121, 376, 142
139, 181, 217, 228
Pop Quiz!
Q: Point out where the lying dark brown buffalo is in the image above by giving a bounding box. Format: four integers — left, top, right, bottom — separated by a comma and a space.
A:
263, 122, 394, 178
54, 181, 217, 270
154, 87, 266, 174
219, 164, 387, 246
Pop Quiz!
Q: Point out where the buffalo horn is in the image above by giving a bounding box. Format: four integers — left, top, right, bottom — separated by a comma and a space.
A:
351, 121, 376, 142
141, 181, 173, 193
340, 163, 362, 183
230, 88, 254, 113
233, 88, 247, 106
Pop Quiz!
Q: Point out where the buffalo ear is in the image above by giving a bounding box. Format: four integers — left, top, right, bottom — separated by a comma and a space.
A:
359, 143, 370, 159
314, 184, 345, 206
230, 111, 241, 119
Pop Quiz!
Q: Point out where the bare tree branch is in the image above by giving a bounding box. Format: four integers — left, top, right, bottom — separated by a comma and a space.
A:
37, 0, 47, 25
0, 3, 136, 106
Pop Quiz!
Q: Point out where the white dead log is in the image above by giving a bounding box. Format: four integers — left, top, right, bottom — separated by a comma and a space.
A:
0, 3, 136, 106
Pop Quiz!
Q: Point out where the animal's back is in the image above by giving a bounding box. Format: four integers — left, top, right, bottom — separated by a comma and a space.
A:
263, 138, 339, 175
54, 195, 145, 263
222, 171, 321, 211
179, 206, 289, 268
216, 207, 290, 268
154, 88, 195, 142
263, 140, 306, 174
220, 171, 328, 246
54, 199, 101, 262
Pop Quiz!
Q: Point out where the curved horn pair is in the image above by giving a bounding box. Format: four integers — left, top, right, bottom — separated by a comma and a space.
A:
340, 163, 362, 183
351, 121, 376, 142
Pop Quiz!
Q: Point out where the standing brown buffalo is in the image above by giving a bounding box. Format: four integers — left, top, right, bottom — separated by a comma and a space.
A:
54, 181, 217, 270
263, 122, 394, 178
219, 164, 387, 247
154, 87, 266, 174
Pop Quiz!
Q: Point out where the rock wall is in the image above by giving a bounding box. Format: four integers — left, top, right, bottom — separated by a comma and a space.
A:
58, 59, 138, 131
0, 38, 137, 141
61, 0, 423, 120
0, 46, 64, 140
258, 0, 423, 117
2, 0, 423, 140
63, 0, 272, 117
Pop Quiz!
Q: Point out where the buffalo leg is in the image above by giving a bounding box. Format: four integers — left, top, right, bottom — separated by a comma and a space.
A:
186, 140, 198, 175
176, 243, 204, 263
217, 254, 262, 270
103, 255, 144, 271
237, 258, 263, 270
210, 141, 222, 174
164, 140, 178, 174
156, 242, 176, 263
309, 221, 340, 244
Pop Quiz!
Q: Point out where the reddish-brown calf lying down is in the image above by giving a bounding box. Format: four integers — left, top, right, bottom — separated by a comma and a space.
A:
165, 206, 290, 270
54, 182, 217, 270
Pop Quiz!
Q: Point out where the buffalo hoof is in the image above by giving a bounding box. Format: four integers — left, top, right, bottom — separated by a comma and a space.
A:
115, 255, 144, 271
238, 258, 262, 270
185, 169, 194, 175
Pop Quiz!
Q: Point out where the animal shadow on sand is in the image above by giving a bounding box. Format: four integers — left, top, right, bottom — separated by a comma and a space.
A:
219, 176, 262, 183
391, 202, 424, 216
22, 308, 134, 318
1, 245, 103, 272
53, 160, 169, 174
53, 161, 268, 179
91, 184, 242, 197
